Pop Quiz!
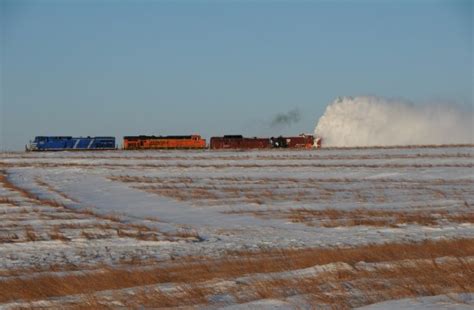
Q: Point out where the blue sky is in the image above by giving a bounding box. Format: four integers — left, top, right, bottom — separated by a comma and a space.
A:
1, 0, 472, 150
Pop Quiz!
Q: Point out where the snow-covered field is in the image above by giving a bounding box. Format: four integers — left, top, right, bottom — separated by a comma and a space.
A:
0, 146, 473, 308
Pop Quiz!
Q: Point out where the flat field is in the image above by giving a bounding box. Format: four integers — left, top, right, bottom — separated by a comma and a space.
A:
0, 146, 473, 309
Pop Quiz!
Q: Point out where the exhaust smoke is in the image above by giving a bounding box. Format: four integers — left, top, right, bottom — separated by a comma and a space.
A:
271, 108, 301, 127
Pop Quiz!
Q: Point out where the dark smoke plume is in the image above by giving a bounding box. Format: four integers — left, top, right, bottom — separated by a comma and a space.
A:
271, 108, 301, 127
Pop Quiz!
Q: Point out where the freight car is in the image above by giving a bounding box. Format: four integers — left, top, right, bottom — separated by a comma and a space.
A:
123, 135, 206, 150
270, 134, 315, 149
26, 136, 116, 151
209, 135, 272, 150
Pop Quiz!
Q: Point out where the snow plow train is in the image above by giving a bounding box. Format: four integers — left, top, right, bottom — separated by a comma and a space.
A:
27, 134, 322, 151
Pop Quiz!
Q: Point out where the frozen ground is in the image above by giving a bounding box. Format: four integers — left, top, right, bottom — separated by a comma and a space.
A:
356, 293, 474, 310
0, 146, 473, 308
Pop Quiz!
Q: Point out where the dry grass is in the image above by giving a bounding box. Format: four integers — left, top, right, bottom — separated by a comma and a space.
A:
0, 172, 39, 202
0, 197, 21, 206
113, 175, 474, 186
2, 171, 124, 225
72, 257, 470, 308
24, 226, 39, 242
139, 186, 220, 201
226, 207, 474, 227
81, 230, 112, 240
119, 285, 212, 308
116, 228, 159, 241
3, 161, 473, 170
238, 258, 473, 308
0, 238, 472, 304
167, 228, 202, 240
0, 171, 174, 245
0, 233, 20, 243
110, 174, 474, 206
7, 149, 473, 162
4, 145, 473, 166
35, 177, 80, 203
48, 226, 71, 242
1, 171, 70, 208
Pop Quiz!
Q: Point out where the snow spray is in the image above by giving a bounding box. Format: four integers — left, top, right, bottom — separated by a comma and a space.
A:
314, 96, 473, 147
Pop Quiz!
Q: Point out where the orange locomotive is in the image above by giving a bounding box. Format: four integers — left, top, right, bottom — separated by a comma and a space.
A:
123, 135, 206, 150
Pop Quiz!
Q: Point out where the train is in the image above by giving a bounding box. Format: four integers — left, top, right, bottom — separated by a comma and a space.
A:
271, 135, 317, 149
123, 135, 206, 150
26, 136, 116, 151
209, 134, 317, 150
26, 134, 322, 151
209, 135, 271, 150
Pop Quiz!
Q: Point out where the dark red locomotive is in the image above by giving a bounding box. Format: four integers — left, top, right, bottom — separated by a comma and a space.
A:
210, 134, 319, 150
270, 134, 315, 149
209, 135, 271, 150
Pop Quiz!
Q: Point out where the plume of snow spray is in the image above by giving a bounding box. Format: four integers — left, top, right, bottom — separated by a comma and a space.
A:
314, 96, 473, 147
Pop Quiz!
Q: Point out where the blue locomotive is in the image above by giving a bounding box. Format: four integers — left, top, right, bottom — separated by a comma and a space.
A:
26, 136, 116, 151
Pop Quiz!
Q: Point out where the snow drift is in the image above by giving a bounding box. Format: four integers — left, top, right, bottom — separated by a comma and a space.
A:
314, 96, 473, 147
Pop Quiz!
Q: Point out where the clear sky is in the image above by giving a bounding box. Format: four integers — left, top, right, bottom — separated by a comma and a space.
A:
1, 0, 472, 150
